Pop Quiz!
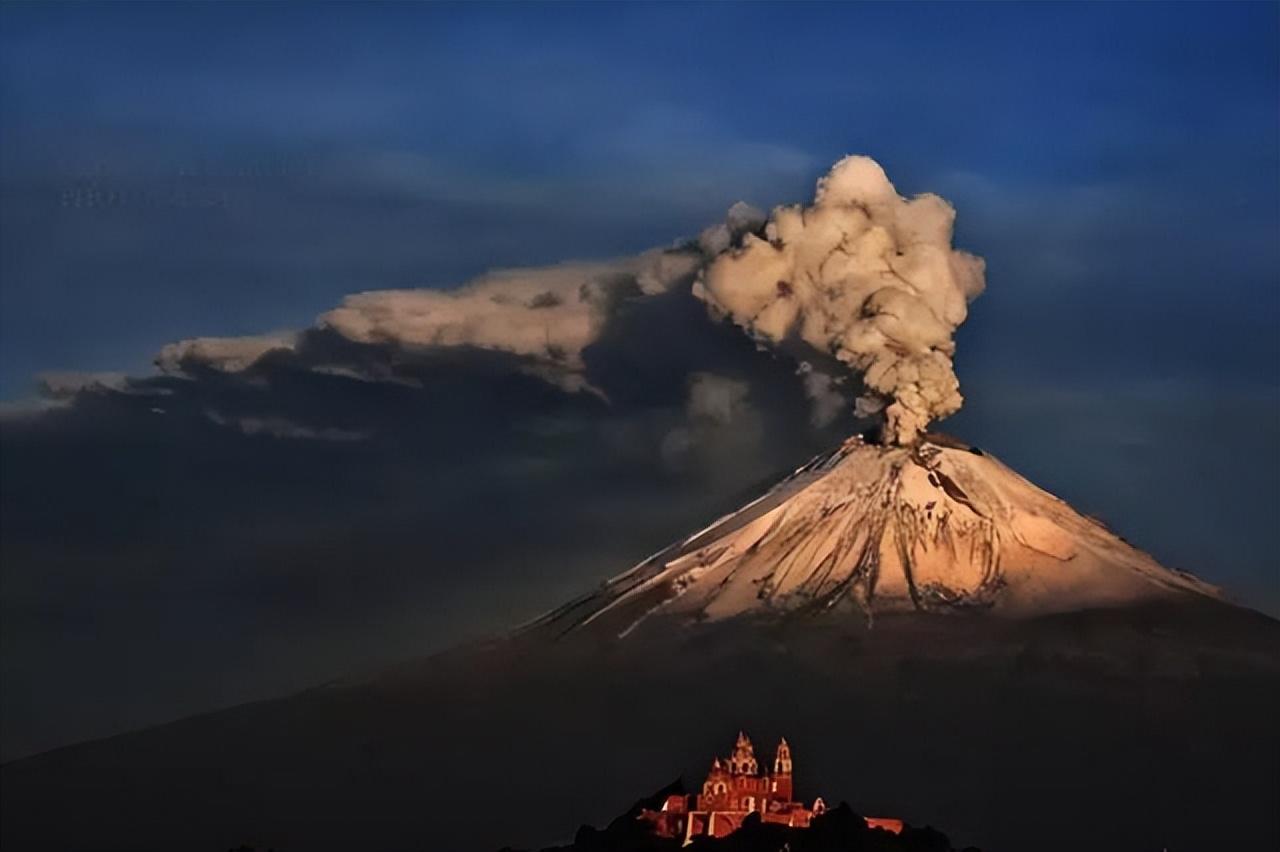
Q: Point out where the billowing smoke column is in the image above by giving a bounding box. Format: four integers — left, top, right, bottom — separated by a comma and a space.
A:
694, 156, 986, 445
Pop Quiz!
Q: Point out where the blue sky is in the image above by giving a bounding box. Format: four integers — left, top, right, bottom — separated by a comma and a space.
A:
3, 2, 1276, 394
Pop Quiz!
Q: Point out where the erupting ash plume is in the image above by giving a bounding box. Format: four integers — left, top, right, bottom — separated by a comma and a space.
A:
318, 249, 702, 395
695, 156, 986, 445
156, 333, 297, 376
48, 155, 983, 447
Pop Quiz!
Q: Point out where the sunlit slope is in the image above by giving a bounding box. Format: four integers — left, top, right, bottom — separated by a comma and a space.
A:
539, 435, 1218, 639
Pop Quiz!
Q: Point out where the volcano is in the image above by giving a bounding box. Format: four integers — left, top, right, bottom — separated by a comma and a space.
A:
538, 435, 1219, 639
2, 436, 1277, 852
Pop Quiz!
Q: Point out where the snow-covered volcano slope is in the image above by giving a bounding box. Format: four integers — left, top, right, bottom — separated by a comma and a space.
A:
541, 435, 1218, 637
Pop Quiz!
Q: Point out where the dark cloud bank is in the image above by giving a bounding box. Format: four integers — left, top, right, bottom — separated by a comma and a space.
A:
0, 218, 861, 760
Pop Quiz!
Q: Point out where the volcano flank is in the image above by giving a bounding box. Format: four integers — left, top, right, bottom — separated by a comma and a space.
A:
2, 434, 1276, 852
538, 435, 1219, 639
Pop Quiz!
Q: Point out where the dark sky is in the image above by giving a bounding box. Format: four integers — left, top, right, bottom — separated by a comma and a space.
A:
1, 2, 1277, 761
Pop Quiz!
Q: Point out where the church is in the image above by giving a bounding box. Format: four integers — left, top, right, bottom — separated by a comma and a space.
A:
639, 731, 901, 843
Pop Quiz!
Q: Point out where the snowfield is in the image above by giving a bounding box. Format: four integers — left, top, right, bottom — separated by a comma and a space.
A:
539, 435, 1220, 638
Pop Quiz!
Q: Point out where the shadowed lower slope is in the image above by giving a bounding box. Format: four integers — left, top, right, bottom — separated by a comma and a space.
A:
2, 600, 1277, 852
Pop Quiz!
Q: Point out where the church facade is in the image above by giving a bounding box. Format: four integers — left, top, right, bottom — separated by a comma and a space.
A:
638, 731, 828, 843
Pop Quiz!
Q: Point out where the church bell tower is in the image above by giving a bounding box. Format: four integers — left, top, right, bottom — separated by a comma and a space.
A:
772, 738, 793, 801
